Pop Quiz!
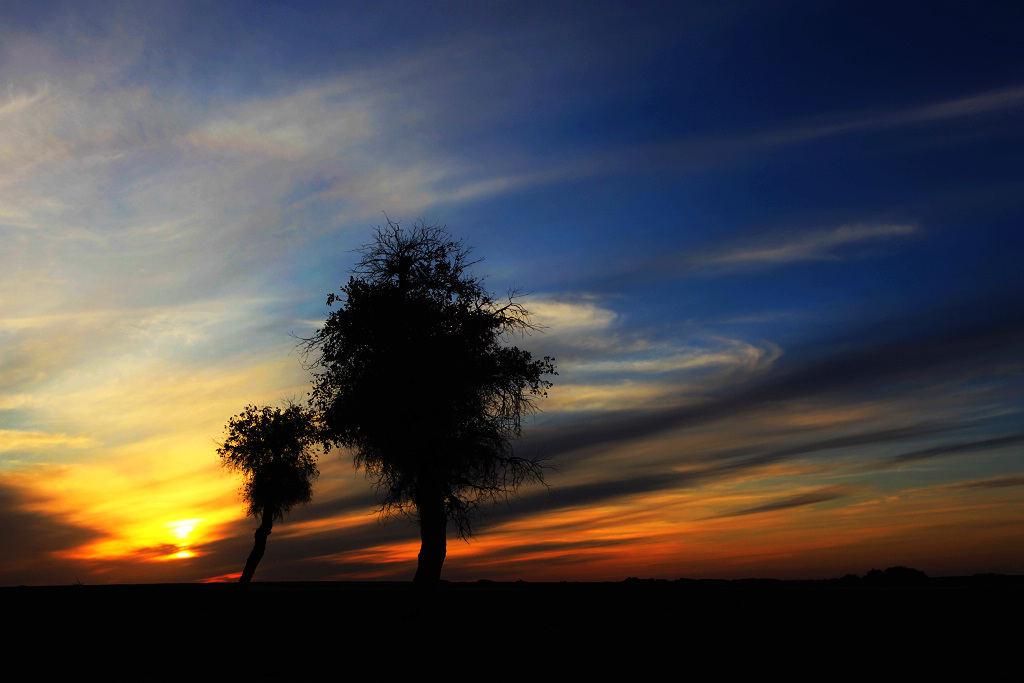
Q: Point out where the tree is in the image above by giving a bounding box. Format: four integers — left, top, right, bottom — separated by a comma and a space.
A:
218, 403, 320, 585
304, 219, 555, 587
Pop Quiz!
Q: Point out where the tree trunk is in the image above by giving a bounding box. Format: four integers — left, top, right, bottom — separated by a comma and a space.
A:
239, 507, 273, 586
413, 481, 447, 589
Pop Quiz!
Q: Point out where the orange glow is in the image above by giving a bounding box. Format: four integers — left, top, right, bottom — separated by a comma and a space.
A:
163, 518, 202, 560
3, 357, 1022, 584
282, 512, 376, 537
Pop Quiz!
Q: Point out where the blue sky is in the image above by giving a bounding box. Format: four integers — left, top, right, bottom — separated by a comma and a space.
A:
1, 1, 1022, 585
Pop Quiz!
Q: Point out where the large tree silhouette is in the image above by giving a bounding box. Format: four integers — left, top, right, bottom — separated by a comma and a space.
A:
305, 220, 555, 587
218, 403, 320, 585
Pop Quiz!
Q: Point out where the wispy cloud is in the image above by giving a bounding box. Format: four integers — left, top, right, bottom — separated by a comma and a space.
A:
183, 84, 373, 160
887, 433, 1024, 466
755, 85, 1024, 148
704, 485, 854, 519
701, 224, 918, 269
571, 342, 776, 375
530, 294, 1024, 464
525, 298, 617, 333
945, 474, 1024, 491
564, 84, 1024, 190
0, 430, 95, 453
583, 223, 920, 290
0, 480, 106, 585
523, 295, 783, 417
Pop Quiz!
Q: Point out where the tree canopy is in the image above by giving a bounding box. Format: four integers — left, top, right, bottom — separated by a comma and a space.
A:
304, 220, 555, 584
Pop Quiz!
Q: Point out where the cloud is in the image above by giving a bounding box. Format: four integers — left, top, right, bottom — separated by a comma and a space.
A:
698, 84, 1024, 155
0, 81, 175, 189
528, 298, 617, 333
521, 296, 783, 417
946, 474, 1024, 491
504, 470, 704, 519
524, 297, 642, 357
0, 295, 307, 421
529, 294, 1024, 463
562, 84, 1024, 192
770, 84, 1024, 145
0, 429, 96, 453
0, 480, 106, 585
894, 85, 1024, 124
497, 287, 1024, 564
704, 485, 854, 520
572, 222, 921, 293
542, 381, 680, 413
705, 424, 957, 476
505, 423, 947, 521
0, 64, 524, 315
887, 433, 1024, 466
571, 341, 777, 375
182, 84, 373, 160
700, 224, 919, 269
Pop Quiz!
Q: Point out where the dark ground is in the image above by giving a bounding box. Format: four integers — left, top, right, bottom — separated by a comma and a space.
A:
6, 574, 1021, 680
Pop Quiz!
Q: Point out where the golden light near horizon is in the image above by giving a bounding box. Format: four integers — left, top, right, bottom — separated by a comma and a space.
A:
163, 518, 204, 561
59, 516, 213, 564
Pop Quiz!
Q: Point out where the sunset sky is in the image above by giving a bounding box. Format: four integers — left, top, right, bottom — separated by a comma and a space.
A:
2, 1, 1023, 585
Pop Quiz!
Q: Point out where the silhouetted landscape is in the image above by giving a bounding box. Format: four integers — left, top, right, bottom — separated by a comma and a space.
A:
7, 570, 1022, 680
3, 9, 1024, 680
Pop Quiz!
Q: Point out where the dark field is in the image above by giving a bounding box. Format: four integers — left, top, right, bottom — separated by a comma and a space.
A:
7, 575, 1021, 680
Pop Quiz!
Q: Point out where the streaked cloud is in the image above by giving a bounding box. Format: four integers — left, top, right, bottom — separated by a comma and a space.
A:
945, 474, 1024, 491
583, 222, 921, 291
0, 430, 95, 453
544, 381, 682, 413
701, 224, 918, 269
0, 480, 105, 585
527, 298, 618, 333
754, 85, 1024, 148
183, 85, 372, 160
704, 485, 855, 519
887, 433, 1024, 466
529, 295, 1024, 472
572, 341, 777, 375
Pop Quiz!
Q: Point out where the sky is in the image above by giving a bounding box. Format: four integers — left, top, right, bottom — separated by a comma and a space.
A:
2, 0, 1023, 585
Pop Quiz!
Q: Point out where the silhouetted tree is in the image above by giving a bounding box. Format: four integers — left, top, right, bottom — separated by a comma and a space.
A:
304, 219, 555, 587
864, 566, 929, 586
218, 403, 320, 585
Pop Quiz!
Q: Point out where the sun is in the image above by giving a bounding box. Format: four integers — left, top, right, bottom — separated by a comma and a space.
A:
162, 519, 204, 560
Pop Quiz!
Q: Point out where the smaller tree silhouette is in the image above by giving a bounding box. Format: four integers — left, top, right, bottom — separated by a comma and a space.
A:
218, 403, 320, 585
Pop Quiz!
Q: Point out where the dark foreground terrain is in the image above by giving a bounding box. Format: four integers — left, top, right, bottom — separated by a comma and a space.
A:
6, 574, 1021, 680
